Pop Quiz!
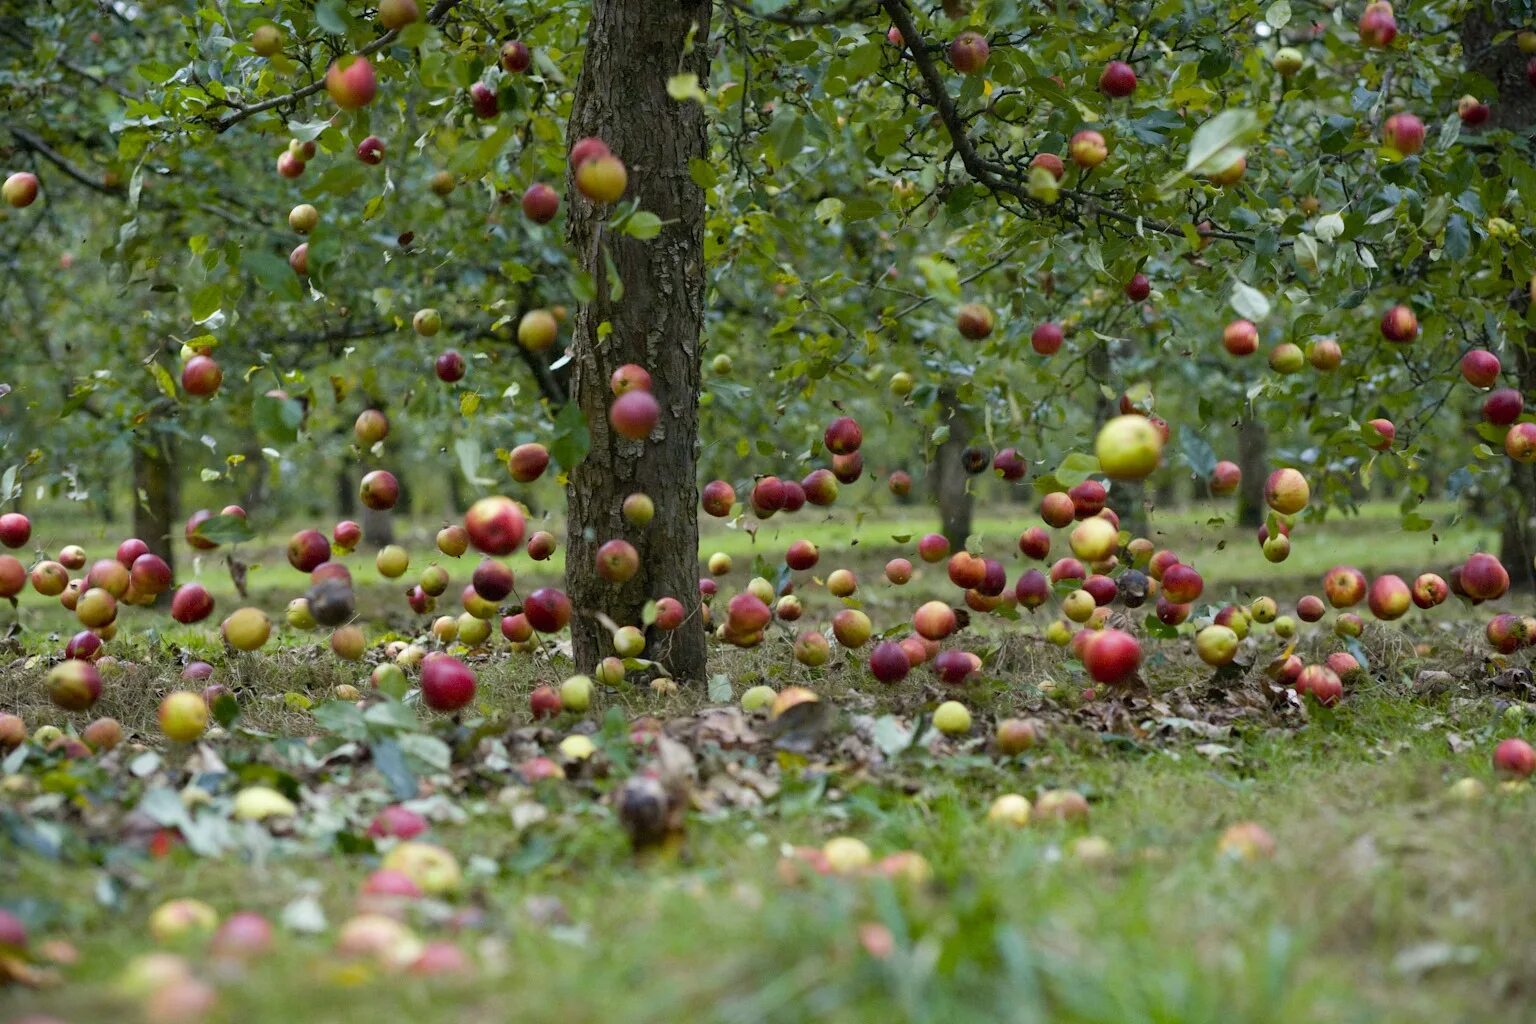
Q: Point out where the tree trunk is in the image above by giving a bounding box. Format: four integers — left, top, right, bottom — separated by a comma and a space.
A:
1465, 10, 1536, 588
563, 0, 712, 681
930, 387, 973, 552
132, 430, 178, 599
1235, 414, 1267, 528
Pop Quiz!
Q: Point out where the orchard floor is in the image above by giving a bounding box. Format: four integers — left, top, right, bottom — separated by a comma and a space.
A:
3, 620, 1535, 1024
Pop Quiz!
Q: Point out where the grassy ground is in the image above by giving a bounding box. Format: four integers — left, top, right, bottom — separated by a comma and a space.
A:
1, 501, 1529, 1022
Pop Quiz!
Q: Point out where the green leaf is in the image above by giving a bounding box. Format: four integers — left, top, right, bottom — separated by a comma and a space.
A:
765, 111, 804, 164
149, 362, 177, 400
550, 400, 591, 471
314, 0, 352, 35
192, 513, 255, 545
370, 739, 417, 800
1230, 281, 1271, 322
708, 673, 732, 703
622, 211, 663, 240
667, 73, 707, 104
398, 733, 451, 774
1183, 109, 1261, 177
312, 700, 368, 741
455, 436, 490, 487
245, 249, 302, 301
689, 159, 718, 188
253, 392, 304, 443
1054, 451, 1100, 486
1265, 1, 1292, 29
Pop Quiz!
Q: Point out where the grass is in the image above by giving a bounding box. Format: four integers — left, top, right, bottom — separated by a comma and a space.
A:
3, 628, 1534, 1022
0, 500, 1527, 1022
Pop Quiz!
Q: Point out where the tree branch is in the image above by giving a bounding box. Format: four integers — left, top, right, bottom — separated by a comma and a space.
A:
723, 0, 875, 27
8, 127, 122, 196
208, 0, 462, 133
878, 0, 1259, 247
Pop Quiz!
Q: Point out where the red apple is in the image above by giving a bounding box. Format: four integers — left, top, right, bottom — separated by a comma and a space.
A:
500, 40, 532, 73
421, 655, 476, 712
1364, 418, 1395, 451
435, 350, 466, 382
0, 513, 30, 549
3, 171, 40, 208
1222, 319, 1258, 356
1082, 629, 1141, 686
357, 136, 386, 164
609, 389, 660, 440
1461, 349, 1501, 388
823, 416, 863, 455
1381, 112, 1425, 155
1379, 304, 1417, 342
1210, 461, 1241, 496
1483, 388, 1524, 426
1358, 2, 1397, 47
701, 480, 735, 517
1367, 574, 1411, 620
1494, 738, 1536, 779
1461, 553, 1509, 601
469, 82, 498, 119
1031, 322, 1064, 355
575, 155, 628, 203
508, 443, 550, 483
171, 583, 214, 623
464, 496, 525, 556
1323, 565, 1367, 608
326, 54, 377, 109
569, 137, 610, 169
360, 470, 400, 511
609, 363, 652, 395
523, 587, 571, 632
948, 31, 990, 74
1069, 130, 1108, 168
181, 355, 223, 398
1124, 273, 1151, 301
1098, 60, 1137, 97
868, 641, 910, 684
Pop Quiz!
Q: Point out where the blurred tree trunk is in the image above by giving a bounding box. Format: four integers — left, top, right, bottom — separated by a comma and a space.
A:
1465, 10, 1536, 588
563, 0, 712, 681
132, 429, 178, 601
1235, 415, 1267, 528
930, 387, 973, 552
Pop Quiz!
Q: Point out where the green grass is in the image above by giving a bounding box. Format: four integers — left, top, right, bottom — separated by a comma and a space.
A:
0, 499, 1525, 1021
3, 631, 1534, 1022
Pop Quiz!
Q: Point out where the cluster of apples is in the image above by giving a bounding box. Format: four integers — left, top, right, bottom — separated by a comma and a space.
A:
93, 827, 470, 1020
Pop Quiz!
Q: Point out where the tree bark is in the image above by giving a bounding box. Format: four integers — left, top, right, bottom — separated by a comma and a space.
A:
1235, 414, 1267, 528
132, 429, 178, 597
930, 387, 973, 551
563, 0, 712, 681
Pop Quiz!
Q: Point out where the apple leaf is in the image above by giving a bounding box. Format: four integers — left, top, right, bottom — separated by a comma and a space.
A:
253, 392, 304, 444
708, 674, 732, 703
1054, 451, 1100, 486
244, 249, 302, 301
1230, 281, 1271, 322
667, 73, 707, 104
455, 437, 491, 487
1183, 109, 1261, 177
1265, 1, 1292, 29
148, 361, 177, 401
312, 701, 368, 741
550, 400, 591, 472
622, 211, 664, 240
193, 513, 255, 545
